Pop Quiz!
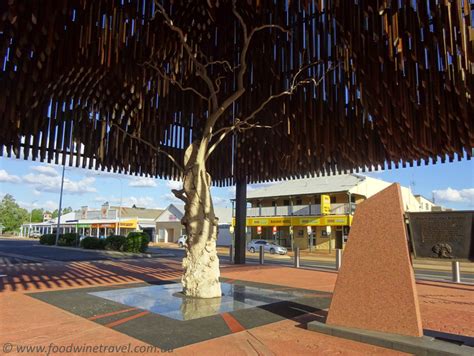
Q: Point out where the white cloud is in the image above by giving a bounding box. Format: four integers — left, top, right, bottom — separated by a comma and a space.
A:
166, 180, 182, 190
432, 187, 474, 205
164, 193, 182, 205
120, 196, 156, 208
129, 177, 157, 187
213, 196, 230, 207
22, 173, 97, 195
31, 165, 59, 177
0, 169, 21, 183
18, 199, 57, 211
91, 195, 162, 209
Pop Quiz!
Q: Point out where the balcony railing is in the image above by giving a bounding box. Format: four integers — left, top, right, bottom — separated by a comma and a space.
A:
245, 203, 352, 217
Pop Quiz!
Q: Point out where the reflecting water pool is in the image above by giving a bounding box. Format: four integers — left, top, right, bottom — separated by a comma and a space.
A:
89, 283, 308, 320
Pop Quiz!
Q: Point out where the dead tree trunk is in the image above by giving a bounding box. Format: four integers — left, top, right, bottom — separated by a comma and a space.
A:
147, 1, 335, 299
175, 142, 221, 298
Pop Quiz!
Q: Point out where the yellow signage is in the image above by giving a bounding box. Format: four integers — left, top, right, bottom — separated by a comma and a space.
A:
246, 217, 292, 226
321, 194, 331, 215
91, 223, 116, 229
233, 215, 351, 227
119, 220, 138, 229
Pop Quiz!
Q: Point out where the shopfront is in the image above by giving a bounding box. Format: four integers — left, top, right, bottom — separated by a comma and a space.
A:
241, 215, 352, 250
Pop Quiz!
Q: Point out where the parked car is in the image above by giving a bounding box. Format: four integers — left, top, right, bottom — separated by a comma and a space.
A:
247, 239, 287, 255
29, 231, 42, 238
177, 235, 187, 248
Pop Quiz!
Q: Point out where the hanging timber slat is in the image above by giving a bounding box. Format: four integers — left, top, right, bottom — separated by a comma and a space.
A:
0, 0, 472, 185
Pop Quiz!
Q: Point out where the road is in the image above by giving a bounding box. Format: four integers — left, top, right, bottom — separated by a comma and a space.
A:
150, 247, 474, 284
1, 238, 473, 284
0, 238, 166, 264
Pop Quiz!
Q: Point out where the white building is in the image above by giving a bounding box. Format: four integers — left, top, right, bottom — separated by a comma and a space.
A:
155, 204, 233, 246
20, 203, 163, 238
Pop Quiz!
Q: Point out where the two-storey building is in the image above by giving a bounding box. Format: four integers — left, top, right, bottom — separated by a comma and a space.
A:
233, 174, 439, 251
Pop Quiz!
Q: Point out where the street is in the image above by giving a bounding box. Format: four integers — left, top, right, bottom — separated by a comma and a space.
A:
1, 238, 473, 284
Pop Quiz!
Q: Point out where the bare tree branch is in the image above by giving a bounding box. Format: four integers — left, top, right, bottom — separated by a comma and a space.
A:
206, 120, 281, 159
242, 62, 338, 125
153, 1, 218, 111
143, 60, 208, 101
198, 0, 292, 159
111, 123, 184, 173
204, 60, 237, 72
171, 188, 188, 204
205, 62, 339, 160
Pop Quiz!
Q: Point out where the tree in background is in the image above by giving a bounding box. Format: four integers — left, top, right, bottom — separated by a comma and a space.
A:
30, 208, 44, 223
0, 194, 29, 232
52, 207, 72, 219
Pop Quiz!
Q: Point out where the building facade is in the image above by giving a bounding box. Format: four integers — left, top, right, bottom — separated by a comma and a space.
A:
155, 204, 233, 246
233, 174, 442, 251
21, 203, 163, 239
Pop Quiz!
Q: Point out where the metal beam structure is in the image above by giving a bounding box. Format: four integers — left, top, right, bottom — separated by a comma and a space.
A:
234, 176, 247, 264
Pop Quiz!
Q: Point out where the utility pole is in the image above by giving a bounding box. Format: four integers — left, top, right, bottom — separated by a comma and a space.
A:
117, 177, 123, 235
55, 164, 66, 246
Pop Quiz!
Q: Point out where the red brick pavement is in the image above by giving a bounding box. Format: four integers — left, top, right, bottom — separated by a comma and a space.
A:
1, 258, 472, 355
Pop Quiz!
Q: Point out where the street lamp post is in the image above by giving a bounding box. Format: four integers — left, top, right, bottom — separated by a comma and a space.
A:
117, 177, 123, 235
29, 200, 38, 237
55, 164, 66, 246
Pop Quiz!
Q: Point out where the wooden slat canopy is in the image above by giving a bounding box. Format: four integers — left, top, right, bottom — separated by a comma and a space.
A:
1, 0, 473, 186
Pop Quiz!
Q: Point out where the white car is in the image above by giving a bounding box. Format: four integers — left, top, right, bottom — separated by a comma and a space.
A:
247, 239, 287, 255
177, 235, 187, 248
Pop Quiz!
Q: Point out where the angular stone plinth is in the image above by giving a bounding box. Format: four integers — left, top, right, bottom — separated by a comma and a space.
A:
326, 183, 423, 337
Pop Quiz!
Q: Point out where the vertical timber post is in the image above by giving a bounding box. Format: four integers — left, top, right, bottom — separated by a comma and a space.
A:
234, 176, 247, 264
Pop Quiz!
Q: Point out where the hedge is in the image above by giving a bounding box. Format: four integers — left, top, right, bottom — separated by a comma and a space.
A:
126, 232, 150, 253
80, 236, 105, 250
104, 235, 127, 251
39, 234, 56, 245
58, 233, 80, 247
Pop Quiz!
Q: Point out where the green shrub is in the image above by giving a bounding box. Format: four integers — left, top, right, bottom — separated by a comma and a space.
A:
125, 232, 150, 253
40, 234, 56, 245
81, 236, 105, 250
58, 233, 80, 247
105, 235, 127, 251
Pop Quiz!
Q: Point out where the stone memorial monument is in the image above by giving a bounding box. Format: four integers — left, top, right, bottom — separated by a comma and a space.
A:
325, 183, 423, 337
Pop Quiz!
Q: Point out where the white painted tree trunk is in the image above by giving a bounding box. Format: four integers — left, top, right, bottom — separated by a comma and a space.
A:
178, 143, 222, 299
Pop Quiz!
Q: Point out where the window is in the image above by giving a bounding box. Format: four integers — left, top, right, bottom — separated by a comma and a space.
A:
351, 195, 356, 203
296, 199, 302, 205
314, 196, 321, 204
330, 196, 337, 203
283, 199, 290, 206
272, 201, 276, 207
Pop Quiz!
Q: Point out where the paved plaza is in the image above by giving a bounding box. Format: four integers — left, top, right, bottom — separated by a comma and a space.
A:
0, 250, 473, 354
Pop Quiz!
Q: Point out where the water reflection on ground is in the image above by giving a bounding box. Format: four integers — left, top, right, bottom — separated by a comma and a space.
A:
89, 283, 308, 320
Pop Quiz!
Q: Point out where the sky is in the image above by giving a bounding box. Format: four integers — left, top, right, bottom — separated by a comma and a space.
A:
0, 155, 473, 212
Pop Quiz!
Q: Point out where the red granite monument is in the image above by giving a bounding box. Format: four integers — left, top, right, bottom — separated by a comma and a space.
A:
326, 183, 423, 337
